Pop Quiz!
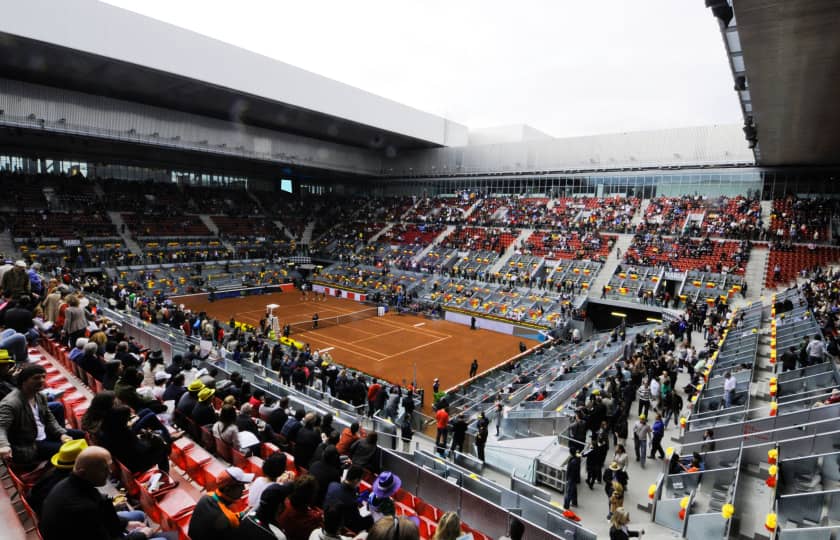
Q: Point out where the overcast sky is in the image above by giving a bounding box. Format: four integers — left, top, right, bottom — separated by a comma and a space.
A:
105, 0, 742, 138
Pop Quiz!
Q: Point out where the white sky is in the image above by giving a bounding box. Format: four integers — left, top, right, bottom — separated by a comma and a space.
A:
104, 0, 743, 138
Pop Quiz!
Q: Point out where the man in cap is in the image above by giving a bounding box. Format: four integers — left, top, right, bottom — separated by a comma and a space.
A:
1, 260, 31, 300
188, 466, 254, 540
39, 445, 162, 540
0, 364, 83, 468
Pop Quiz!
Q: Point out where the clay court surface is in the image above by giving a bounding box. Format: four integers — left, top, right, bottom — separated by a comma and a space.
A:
176, 292, 536, 403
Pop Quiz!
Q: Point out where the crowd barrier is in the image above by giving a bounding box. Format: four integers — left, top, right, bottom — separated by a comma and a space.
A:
381, 449, 596, 540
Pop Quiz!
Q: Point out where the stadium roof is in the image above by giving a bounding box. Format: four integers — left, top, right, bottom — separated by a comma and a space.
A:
0, 0, 468, 152
730, 0, 840, 166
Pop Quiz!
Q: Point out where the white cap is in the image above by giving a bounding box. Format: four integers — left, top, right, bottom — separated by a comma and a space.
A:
225, 466, 255, 483
154, 371, 172, 382
14, 260, 26, 268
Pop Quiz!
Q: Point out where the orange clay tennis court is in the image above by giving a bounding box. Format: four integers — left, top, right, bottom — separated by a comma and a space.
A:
175, 291, 536, 406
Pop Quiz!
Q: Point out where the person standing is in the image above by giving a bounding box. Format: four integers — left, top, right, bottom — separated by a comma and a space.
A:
312, 313, 319, 329
633, 415, 651, 469
475, 412, 489, 462
636, 379, 651, 418
494, 396, 503, 436
563, 451, 581, 510
469, 359, 479, 378
434, 405, 449, 449
723, 371, 736, 409
649, 414, 666, 460
449, 413, 467, 456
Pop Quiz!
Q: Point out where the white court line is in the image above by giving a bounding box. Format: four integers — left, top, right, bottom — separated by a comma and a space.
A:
375, 335, 450, 362
413, 323, 426, 327
319, 347, 335, 353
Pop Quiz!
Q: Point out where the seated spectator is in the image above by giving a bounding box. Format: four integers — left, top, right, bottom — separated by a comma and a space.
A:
0, 365, 82, 468
366, 516, 419, 540
432, 512, 461, 540
40, 446, 162, 540
278, 474, 324, 540
0, 327, 28, 362
249, 452, 296, 508
323, 465, 373, 534
189, 466, 255, 540
99, 404, 171, 474
79, 341, 105, 382
175, 379, 204, 420
69, 337, 89, 364
214, 404, 251, 453
308, 505, 354, 540
114, 367, 166, 414
162, 373, 187, 403
28, 438, 88, 516
239, 482, 293, 540
366, 471, 401, 522
0, 299, 38, 343
192, 387, 218, 427
150, 370, 170, 400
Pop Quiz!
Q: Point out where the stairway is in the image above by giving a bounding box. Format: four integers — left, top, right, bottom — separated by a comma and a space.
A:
462, 199, 482, 221
0, 230, 17, 260
412, 225, 455, 263
300, 220, 316, 246
272, 221, 296, 241
589, 233, 634, 296
107, 211, 143, 257
743, 245, 770, 298
488, 229, 532, 274
199, 214, 235, 252
632, 199, 650, 226
369, 223, 394, 243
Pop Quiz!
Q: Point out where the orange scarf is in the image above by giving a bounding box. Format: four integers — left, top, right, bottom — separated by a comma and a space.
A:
211, 491, 241, 528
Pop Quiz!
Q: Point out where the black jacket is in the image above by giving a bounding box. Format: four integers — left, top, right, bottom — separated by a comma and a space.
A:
40, 474, 139, 540
308, 459, 342, 507
188, 494, 241, 540
192, 401, 218, 428
294, 425, 322, 469
323, 481, 374, 534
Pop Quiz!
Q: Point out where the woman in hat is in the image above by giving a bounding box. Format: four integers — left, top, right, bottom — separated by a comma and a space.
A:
367, 471, 402, 522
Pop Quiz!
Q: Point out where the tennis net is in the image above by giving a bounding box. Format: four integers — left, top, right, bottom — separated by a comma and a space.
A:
286, 307, 379, 335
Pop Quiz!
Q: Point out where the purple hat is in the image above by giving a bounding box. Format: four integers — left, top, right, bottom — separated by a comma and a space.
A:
373, 471, 401, 498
